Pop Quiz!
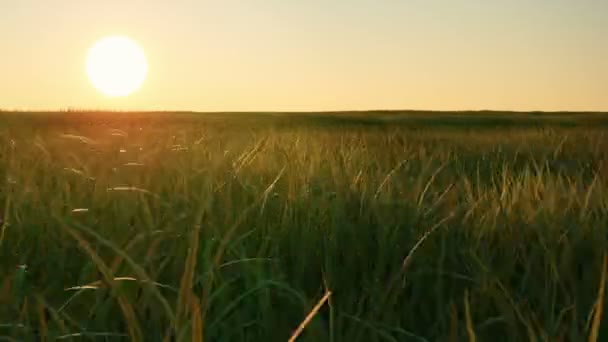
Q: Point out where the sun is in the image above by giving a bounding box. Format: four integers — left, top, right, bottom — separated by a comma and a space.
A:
86, 36, 148, 97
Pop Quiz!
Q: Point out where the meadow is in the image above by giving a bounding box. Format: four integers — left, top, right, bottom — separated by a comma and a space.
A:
0, 110, 607, 341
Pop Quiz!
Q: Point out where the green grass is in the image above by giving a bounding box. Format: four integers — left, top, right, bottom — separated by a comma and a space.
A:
0, 111, 607, 341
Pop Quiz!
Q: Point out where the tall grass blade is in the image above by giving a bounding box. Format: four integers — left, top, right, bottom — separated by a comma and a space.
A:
588, 254, 608, 342
288, 290, 332, 342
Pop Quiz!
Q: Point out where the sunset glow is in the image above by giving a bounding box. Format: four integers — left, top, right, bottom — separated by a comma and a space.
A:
0, 1, 607, 111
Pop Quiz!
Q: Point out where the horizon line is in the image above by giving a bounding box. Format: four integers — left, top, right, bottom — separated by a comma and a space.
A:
1, 108, 607, 114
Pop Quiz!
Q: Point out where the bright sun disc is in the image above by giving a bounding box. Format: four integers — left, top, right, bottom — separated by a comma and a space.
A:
86, 36, 147, 97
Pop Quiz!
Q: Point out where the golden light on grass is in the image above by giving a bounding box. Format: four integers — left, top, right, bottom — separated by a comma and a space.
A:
288, 290, 332, 342
86, 36, 148, 97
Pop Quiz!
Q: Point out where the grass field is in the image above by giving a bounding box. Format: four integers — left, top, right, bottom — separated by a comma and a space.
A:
0, 110, 607, 341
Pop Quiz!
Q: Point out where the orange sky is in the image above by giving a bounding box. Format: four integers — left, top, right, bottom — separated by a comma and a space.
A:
1, 1, 607, 112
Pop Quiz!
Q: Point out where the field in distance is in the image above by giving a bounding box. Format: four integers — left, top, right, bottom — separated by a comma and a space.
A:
0, 110, 607, 341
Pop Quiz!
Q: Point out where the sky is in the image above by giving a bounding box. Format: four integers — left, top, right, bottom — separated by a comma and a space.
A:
1, 0, 607, 112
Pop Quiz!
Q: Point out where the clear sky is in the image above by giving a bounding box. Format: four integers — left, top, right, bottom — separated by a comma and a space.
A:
1, 0, 607, 112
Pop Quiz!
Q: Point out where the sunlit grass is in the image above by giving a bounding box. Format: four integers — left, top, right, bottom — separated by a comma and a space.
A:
0, 111, 607, 341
